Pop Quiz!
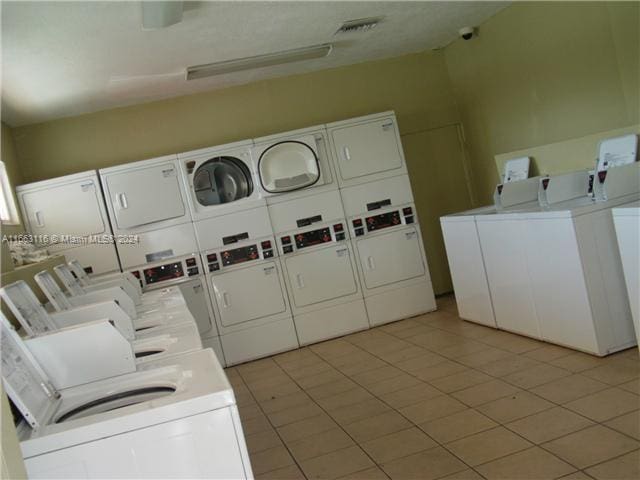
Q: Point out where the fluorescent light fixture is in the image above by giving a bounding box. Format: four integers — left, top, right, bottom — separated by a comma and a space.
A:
186, 44, 333, 80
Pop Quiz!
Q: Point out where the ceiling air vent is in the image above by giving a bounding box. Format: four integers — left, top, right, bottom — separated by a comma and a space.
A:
335, 17, 382, 35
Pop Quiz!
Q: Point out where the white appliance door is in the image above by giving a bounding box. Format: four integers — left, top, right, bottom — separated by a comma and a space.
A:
106, 163, 185, 230
285, 245, 357, 307
331, 119, 403, 180
258, 136, 320, 193
477, 219, 541, 339
22, 180, 106, 237
212, 262, 286, 327
178, 279, 218, 338
356, 227, 425, 290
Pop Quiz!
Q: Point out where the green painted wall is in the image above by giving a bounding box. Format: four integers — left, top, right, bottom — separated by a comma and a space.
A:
444, 1, 640, 203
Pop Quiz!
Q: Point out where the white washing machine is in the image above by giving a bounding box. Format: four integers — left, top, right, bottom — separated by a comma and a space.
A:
518, 163, 639, 355
195, 207, 298, 365
252, 125, 337, 205
326, 111, 408, 188
1, 320, 252, 479
15, 171, 120, 275
125, 253, 226, 366
268, 190, 369, 345
441, 176, 542, 328
178, 140, 265, 221
99, 155, 192, 236
67, 259, 186, 311
340, 175, 436, 326
613, 201, 640, 347
0, 281, 202, 371
52, 263, 198, 335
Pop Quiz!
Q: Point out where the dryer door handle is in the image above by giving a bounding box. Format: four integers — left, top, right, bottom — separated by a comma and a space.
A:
295, 274, 305, 289
117, 193, 129, 209
34, 211, 45, 228
342, 146, 351, 161
221, 292, 230, 308
366, 256, 375, 270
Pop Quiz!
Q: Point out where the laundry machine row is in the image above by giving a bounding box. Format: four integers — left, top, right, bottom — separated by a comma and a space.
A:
0, 312, 252, 479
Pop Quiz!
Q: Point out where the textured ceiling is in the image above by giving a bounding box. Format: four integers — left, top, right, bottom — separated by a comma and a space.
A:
1, 1, 507, 126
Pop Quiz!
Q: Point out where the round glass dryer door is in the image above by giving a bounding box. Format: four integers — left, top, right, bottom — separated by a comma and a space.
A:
193, 156, 253, 206
258, 141, 320, 193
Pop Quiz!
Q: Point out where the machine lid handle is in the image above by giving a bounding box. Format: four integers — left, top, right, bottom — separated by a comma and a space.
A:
117, 193, 129, 209
34, 211, 45, 227
295, 274, 305, 288
343, 146, 351, 161
367, 256, 375, 270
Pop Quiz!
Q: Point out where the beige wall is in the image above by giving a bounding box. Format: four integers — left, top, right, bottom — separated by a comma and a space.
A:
444, 1, 640, 203
11, 51, 473, 295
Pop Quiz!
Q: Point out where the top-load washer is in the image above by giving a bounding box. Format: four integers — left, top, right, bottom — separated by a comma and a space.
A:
326, 111, 408, 188
1, 316, 252, 479
440, 176, 541, 328
517, 163, 639, 355
0, 281, 202, 373
15, 171, 120, 275
268, 189, 369, 344
178, 140, 264, 221
612, 201, 640, 347
251, 125, 337, 205
194, 206, 298, 365
99, 155, 192, 236
340, 175, 436, 326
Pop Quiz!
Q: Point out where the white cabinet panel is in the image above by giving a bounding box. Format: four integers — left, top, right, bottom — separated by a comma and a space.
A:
477, 220, 541, 339
441, 219, 495, 327
211, 262, 286, 327
331, 118, 403, 181
105, 163, 186, 230
284, 246, 357, 308
525, 218, 598, 351
356, 227, 424, 290
21, 180, 106, 237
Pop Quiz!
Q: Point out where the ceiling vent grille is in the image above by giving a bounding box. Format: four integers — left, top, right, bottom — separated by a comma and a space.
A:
335, 17, 382, 35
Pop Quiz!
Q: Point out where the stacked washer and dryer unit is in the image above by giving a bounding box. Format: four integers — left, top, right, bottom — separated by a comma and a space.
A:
98, 156, 225, 365
177, 111, 437, 364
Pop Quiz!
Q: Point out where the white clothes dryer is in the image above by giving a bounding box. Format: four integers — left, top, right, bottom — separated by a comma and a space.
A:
326, 111, 408, 188
340, 175, 436, 327
99, 155, 192, 236
268, 190, 369, 344
15, 171, 120, 275
252, 125, 337, 205
178, 140, 264, 221
195, 207, 298, 365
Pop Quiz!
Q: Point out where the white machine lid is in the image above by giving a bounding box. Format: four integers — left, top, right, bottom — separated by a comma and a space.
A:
502, 157, 530, 183
258, 136, 320, 193
53, 264, 86, 296
68, 260, 90, 285
0, 281, 58, 336
596, 134, 638, 172
34, 271, 74, 311
1, 313, 60, 429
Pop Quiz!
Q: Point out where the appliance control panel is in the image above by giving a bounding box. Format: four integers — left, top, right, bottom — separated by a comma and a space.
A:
279, 221, 347, 255
127, 253, 201, 290
350, 204, 416, 237
204, 236, 276, 273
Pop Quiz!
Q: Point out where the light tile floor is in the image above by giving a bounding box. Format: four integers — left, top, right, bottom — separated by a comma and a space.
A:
225, 295, 640, 480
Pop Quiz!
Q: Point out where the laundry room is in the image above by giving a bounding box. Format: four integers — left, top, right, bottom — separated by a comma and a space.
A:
0, 1, 638, 479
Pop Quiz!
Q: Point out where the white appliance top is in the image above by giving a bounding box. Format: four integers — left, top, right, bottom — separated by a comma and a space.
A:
612, 200, 640, 216
538, 170, 590, 207
18, 348, 233, 458
596, 134, 638, 172
502, 156, 530, 183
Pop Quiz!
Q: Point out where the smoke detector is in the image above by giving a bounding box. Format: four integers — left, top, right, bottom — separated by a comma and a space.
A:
335, 17, 382, 35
